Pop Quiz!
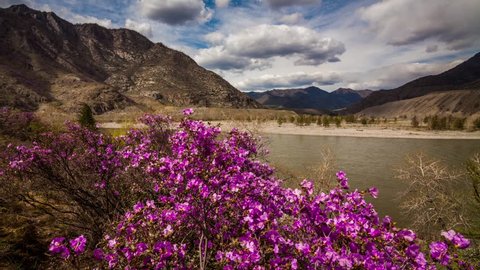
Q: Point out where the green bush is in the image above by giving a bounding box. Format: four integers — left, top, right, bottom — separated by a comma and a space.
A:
78, 104, 96, 129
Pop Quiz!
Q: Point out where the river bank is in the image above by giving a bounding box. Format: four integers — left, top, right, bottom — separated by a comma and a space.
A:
213, 121, 480, 140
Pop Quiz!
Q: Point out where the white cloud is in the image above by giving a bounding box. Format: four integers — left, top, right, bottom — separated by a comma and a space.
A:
266, 0, 320, 9
68, 13, 113, 28
359, 0, 480, 50
345, 60, 464, 90
203, 32, 225, 45
235, 72, 341, 90
195, 46, 272, 71
279, 13, 304, 24
125, 19, 152, 38
195, 24, 345, 71
425, 45, 438, 53
138, 0, 212, 25
215, 0, 230, 8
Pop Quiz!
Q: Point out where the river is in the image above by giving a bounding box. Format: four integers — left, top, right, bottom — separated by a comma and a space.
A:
264, 134, 480, 227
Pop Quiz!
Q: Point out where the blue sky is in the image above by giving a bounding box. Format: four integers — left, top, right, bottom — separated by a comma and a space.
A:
1, 0, 479, 91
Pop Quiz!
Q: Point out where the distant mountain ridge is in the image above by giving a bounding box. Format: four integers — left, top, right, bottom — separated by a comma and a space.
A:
247, 87, 372, 112
0, 4, 259, 114
349, 52, 480, 114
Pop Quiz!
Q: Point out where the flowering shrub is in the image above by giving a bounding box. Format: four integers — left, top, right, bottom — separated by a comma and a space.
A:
0, 107, 37, 140
0, 116, 172, 244
2, 108, 475, 269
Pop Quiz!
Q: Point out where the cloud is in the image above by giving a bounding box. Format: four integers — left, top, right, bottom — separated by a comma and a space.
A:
66, 12, 113, 27
195, 24, 345, 70
195, 46, 271, 71
138, 0, 212, 25
425, 45, 438, 53
359, 0, 480, 50
279, 12, 304, 24
345, 60, 464, 90
266, 0, 320, 9
235, 72, 341, 90
215, 0, 230, 8
125, 19, 152, 38
203, 32, 225, 45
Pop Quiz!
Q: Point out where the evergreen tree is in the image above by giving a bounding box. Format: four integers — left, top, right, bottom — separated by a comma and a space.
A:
78, 104, 96, 129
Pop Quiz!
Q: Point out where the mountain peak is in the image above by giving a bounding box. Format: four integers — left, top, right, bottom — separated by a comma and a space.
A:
5, 4, 33, 13
0, 4, 260, 113
247, 86, 370, 111
348, 51, 480, 113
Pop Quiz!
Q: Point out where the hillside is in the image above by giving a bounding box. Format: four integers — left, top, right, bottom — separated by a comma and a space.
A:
349, 52, 480, 113
358, 90, 480, 119
247, 87, 372, 112
0, 4, 259, 114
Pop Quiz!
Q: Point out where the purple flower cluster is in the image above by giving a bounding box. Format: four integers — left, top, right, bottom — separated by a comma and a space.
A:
11, 109, 471, 269
92, 113, 474, 269
49, 235, 87, 259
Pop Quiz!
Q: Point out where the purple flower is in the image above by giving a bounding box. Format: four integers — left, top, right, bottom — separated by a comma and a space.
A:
398, 229, 416, 242
441, 230, 470, 249
59, 247, 70, 259
336, 171, 349, 189
133, 201, 144, 213
429, 241, 449, 265
300, 179, 314, 196
135, 242, 148, 256
182, 108, 194, 116
93, 248, 104, 261
69, 235, 87, 254
49, 237, 66, 254
441, 230, 456, 241
368, 187, 378, 198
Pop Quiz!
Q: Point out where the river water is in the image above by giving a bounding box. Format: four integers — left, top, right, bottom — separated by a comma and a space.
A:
264, 134, 480, 227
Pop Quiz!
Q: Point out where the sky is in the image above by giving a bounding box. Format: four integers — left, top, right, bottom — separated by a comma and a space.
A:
1, 0, 479, 92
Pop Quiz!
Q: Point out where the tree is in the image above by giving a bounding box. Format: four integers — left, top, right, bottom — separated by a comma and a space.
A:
467, 154, 480, 205
396, 154, 470, 240
78, 104, 96, 129
322, 116, 330, 127
345, 115, 356, 123
360, 118, 368, 126
451, 117, 466, 130
334, 117, 342, 127
276, 117, 285, 126
411, 115, 419, 128
473, 117, 480, 130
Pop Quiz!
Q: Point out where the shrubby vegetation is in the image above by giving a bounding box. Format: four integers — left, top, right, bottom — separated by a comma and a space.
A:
0, 107, 45, 141
421, 115, 466, 130
0, 108, 478, 269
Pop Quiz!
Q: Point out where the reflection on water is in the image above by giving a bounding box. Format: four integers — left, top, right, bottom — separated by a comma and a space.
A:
264, 134, 480, 227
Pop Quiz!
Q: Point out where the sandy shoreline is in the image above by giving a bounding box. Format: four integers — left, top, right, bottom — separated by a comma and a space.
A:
99, 121, 480, 140
214, 121, 480, 140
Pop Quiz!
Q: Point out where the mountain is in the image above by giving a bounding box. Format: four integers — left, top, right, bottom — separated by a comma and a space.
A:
0, 4, 259, 114
349, 52, 480, 114
247, 86, 372, 112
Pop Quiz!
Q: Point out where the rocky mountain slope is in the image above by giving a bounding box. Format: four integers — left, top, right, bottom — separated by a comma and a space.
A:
0, 4, 259, 114
247, 87, 372, 112
349, 52, 480, 114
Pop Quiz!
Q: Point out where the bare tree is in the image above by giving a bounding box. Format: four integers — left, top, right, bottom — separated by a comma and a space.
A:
467, 153, 480, 204
304, 148, 338, 192
396, 154, 471, 240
